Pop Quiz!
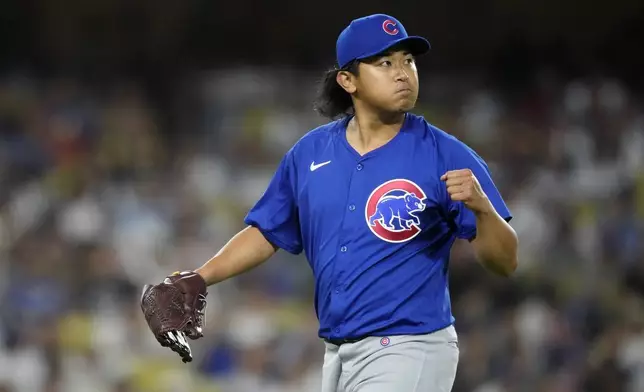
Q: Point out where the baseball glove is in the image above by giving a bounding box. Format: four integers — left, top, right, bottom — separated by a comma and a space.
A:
140, 271, 208, 363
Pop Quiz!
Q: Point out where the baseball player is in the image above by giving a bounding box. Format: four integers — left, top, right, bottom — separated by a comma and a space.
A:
140, 13, 518, 392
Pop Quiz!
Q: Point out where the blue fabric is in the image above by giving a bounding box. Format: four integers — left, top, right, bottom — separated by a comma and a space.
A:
336, 14, 430, 68
245, 113, 512, 340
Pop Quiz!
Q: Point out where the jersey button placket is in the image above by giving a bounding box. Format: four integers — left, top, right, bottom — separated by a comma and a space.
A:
332, 161, 361, 337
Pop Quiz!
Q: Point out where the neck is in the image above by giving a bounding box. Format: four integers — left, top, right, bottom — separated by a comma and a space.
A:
346, 104, 406, 155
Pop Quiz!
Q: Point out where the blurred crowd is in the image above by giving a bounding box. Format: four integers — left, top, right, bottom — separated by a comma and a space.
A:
0, 65, 642, 392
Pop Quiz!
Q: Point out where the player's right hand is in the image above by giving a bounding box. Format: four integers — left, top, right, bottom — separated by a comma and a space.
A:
140, 271, 208, 363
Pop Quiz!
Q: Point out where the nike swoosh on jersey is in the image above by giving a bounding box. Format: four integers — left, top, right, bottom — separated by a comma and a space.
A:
310, 160, 331, 171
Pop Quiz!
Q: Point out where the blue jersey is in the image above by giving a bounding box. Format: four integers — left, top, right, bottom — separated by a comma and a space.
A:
244, 113, 512, 340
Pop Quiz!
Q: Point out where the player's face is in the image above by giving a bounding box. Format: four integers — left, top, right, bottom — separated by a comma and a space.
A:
355, 50, 419, 113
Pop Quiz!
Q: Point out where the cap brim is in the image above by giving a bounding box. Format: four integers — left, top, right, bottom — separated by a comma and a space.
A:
356, 36, 431, 61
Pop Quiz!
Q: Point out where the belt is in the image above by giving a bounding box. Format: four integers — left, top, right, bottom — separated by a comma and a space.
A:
324, 336, 368, 346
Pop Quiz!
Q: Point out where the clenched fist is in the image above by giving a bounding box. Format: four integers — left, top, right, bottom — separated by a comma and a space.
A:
440, 169, 492, 214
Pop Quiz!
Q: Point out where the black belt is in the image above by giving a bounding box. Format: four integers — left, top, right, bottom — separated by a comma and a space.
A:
324, 336, 368, 346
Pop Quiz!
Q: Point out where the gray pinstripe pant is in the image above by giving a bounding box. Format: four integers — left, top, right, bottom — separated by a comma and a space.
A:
320, 325, 459, 392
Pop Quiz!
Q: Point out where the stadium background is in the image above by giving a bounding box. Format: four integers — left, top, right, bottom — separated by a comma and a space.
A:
1, 1, 644, 391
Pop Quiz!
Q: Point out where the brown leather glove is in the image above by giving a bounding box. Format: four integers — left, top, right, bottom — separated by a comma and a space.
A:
140, 271, 208, 363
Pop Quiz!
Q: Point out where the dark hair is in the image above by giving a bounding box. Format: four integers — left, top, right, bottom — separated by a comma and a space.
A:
313, 60, 360, 120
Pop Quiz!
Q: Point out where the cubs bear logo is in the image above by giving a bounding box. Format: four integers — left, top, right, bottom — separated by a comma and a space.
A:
365, 179, 427, 243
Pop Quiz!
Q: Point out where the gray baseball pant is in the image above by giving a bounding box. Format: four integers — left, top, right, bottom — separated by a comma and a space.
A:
320, 325, 459, 392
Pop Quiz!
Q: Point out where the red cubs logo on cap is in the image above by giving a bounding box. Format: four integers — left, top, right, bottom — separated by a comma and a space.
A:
365, 179, 426, 243
382, 19, 399, 36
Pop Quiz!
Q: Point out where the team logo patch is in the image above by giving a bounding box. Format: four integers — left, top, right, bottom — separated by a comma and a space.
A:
380, 337, 390, 346
382, 19, 399, 36
365, 179, 427, 243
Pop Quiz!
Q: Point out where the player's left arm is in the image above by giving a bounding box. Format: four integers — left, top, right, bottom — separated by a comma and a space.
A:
441, 169, 518, 276
440, 141, 518, 277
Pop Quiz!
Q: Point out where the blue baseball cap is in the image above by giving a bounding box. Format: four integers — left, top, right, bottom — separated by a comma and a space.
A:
336, 14, 431, 69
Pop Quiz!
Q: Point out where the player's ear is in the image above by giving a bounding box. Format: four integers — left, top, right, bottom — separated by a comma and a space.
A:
336, 70, 357, 94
